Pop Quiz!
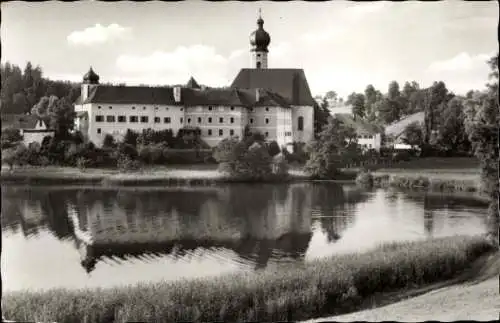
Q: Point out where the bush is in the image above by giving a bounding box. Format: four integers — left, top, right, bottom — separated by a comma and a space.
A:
117, 154, 142, 173
214, 138, 276, 180
272, 154, 289, 178
355, 170, 374, 187
267, 141, 281, 157
1, 128, 23, 149
76, 157, 91, 171
138, 144, 165, 165
117, 143, 138, 160
24, 145, 42, 166
102, 134, 116, 149
393, 150, 412, 162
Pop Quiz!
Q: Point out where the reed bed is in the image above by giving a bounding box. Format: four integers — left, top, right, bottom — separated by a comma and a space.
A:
371, 173, 480, 192
2, 235, 494, 323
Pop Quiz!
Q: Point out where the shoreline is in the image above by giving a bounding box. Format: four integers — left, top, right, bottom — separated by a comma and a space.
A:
2, 236, 496, 323
0, 165, 481, 190
370, 171, 481, 193
0, 165, 357, 187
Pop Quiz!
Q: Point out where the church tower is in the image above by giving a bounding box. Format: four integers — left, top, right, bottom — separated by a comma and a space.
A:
249, 9, 271, 69
81, 67, 99, 101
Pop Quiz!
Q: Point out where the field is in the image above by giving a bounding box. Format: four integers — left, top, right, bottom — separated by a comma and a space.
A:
2, 235, 495, 323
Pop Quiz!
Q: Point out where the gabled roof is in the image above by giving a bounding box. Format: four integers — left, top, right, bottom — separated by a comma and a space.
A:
75, 85, 177, 105
230, 68, 316, 106
186, 76, 201, 89
385, 112, 425, 138
334, 114, 382, 135
75, 85, 293, 109
1, 114, 50, 130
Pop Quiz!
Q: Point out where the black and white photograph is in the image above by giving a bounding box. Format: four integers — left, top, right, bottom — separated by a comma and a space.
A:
1, 1, 499, 322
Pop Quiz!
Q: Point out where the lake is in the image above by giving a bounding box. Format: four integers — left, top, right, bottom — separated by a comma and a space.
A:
1, 183, 488, 292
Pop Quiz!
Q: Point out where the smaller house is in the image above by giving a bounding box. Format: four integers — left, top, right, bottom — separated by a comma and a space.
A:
333, 114, 383, 152
1, 114, 55, 147
384, 112, 425, 150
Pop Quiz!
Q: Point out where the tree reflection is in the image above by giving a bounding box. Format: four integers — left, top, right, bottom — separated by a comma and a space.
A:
61, 185, 314, 272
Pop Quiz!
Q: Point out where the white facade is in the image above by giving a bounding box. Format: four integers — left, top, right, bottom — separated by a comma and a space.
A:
251, 51, 268, 69
75, 102, 184, 146
20, 119, 54, 146
75, 97, 301, 148
357, 133, 382, 151
184, 105, 247, 147
292, 106, 314, 144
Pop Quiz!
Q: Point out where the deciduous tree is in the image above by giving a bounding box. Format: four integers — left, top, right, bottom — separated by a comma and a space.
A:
465, 52, 499, 244
305, 118, 359, 179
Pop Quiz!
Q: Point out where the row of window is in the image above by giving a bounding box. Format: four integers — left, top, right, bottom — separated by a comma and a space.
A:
94, 115, 306, 130
97, 105, 242, 112
95, 115, 278, 126
358, 135, 374, 139
186, 116, 236, 124
95, 115, 172, 124
96, 127, 244, 137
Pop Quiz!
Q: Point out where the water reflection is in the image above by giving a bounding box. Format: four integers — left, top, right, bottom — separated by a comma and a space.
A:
1, 183, 488, 291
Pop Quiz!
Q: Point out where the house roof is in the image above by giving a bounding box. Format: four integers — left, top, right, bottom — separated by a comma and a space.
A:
78, 233, 312, 273
186, 76, 201, 89
230, 68, 316, 106
75, 85, 177, 105
1, 114, 50, 130
385, 111, 425, 138
74, 85, 292, 109
334, 114, 382, 135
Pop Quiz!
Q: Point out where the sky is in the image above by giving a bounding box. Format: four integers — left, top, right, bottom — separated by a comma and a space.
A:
1, 1, 498, 99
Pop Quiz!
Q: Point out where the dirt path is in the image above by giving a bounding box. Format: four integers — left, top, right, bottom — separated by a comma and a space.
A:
304, 278, 498, 322
304, 252, 500, 322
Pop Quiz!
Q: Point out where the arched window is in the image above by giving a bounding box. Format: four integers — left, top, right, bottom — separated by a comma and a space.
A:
256, 61, 261, 68
298, 116, 304, 131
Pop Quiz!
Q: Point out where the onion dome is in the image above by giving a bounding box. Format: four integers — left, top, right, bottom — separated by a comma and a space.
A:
249, 11, 271, 52
83, 67, 100, 84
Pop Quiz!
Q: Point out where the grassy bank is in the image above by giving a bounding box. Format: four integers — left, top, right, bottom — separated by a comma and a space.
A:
307, 251, 500, 322
0, 165, 310, 186
371, 172, 481, 193
2, 236, 495, 323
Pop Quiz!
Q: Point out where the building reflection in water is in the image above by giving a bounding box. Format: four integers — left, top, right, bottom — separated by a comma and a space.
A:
65, 184, 314, 273
1, 183, 488, 284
